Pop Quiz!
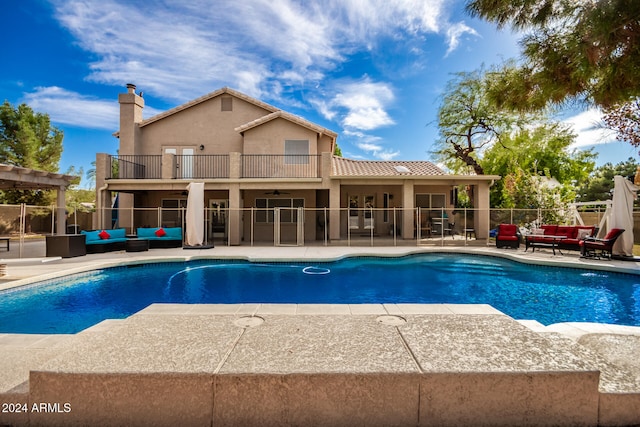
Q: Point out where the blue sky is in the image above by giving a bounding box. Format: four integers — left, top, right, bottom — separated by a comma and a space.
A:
2, 0, 637, 188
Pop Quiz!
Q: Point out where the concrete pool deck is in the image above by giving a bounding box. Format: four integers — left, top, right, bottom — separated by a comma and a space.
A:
1, 242, 640, 425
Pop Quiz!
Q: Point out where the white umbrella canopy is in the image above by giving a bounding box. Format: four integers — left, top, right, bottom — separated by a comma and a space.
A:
185, 182, 205, 246
611, 175, 638, 257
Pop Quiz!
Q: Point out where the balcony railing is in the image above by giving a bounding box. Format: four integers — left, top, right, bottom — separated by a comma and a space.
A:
109, 155, 162, 179
106, 154, 322, 179
176, 155, 229, 179
241, 155, 320, 178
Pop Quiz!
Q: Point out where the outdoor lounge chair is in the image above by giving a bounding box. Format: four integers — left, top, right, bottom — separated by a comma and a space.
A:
580, 228, 625, 259
495, 223, 521, 249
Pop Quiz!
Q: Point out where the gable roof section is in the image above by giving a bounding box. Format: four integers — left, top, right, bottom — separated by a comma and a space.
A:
139, 87, 280, 128
332, 157, 444, 177
234, 110, 338, 139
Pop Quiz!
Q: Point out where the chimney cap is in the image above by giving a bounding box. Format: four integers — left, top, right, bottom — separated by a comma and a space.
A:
126, 83, 136, 93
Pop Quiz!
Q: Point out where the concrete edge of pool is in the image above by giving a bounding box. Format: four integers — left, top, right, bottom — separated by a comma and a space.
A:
1, 303, 639, 426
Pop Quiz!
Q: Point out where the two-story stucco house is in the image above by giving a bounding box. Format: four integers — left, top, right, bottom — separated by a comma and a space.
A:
94, 84, 499, 245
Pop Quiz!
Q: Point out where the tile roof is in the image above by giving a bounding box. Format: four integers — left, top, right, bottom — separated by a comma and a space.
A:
332, 157, 444, 177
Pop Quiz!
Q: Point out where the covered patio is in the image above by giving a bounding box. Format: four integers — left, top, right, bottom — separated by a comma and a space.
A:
0, 163, 77, 257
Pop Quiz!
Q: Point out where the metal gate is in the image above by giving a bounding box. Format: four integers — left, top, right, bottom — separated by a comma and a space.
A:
274, 207, 304, 246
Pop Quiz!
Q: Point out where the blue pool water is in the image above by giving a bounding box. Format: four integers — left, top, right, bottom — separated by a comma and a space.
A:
1, 254, 639, 334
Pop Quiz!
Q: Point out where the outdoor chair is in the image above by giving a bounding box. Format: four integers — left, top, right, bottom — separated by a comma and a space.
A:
495, 223, 521, 249
580, 228, 625, 259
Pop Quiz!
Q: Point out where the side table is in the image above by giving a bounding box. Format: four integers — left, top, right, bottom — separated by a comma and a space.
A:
126, 238, 149, 252
46, 234, 86, 258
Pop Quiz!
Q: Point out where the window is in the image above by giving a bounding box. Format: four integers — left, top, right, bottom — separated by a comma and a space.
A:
255, 198, 305, 223
416, 193, 445, 209
284, 140, 309, 164
221, 97, 232, 111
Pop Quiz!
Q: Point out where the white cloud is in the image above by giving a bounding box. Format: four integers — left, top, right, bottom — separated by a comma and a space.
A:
445, 22, 479, 56
318, 77, 396, 131
22, 86, 162, 130
22, 87, 118, 130
344, 129, 383, 143
350, 131, 400, 160
377, 150, 400, 160
356, 141, 400, 160
563, 108, 617, 149
310, 99, 337, 121
321, 80, 400, 160
49, 0, 477, 103
357, 142, 384, 152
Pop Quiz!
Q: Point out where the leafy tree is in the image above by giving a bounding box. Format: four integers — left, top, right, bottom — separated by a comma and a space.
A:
435, 69, 522, 174
576, 158, 639, 202
602, 99, 640, 154
467, 0, 640, 109
482, 123, 596, 207
0, 101, 64, 205
333, 144, 342, 157
66, 188, 95, 213
84, 160, 97, 188
500, 167, 572, 224
64, 165, 83, 187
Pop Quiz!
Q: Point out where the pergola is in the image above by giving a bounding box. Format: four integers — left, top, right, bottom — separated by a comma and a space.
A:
0, 163, 77, 235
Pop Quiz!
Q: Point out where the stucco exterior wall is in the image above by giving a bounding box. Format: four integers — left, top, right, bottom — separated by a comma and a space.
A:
138, 96, 273, 155
318, 134, 334, 154
242, 119, 319, 155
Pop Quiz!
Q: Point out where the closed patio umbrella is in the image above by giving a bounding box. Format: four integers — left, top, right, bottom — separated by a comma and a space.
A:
611, 175, 638, 257
185, 182, 205, 246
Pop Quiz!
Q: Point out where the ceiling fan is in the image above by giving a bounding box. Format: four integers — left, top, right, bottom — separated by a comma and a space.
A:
264, 189, 290, 196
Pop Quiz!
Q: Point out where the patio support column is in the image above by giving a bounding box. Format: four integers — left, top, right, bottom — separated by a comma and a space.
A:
161, 153, 176, 179
228, 183, 241, 245
118, 194, 134, 232
329, 180, 341, 241
95, 153, 112, 229
229, 152, 241, 179
402, 180, 414, 240
56, 186, 66, 235
475, 182, 490, 239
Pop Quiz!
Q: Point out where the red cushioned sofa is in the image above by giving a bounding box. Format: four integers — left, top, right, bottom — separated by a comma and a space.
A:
525, 224, 596, 252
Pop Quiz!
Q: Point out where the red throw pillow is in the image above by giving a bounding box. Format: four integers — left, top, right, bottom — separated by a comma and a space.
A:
98, 230, 110, 239
155, 228, 167, 237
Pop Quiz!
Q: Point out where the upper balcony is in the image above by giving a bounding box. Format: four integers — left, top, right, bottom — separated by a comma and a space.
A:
107, 153, 322, 180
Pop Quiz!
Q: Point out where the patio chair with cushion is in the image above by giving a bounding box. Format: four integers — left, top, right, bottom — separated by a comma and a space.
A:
496, 223, 521, 249
580, 228, 625, 259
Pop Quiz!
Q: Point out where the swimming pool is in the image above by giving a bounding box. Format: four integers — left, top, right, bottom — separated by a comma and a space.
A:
1, 253, 639, 334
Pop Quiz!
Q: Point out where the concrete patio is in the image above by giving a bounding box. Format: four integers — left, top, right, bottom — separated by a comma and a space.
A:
1, 239, 639, 426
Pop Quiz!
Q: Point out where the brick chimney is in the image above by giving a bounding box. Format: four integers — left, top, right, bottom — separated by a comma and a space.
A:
118, 83, 144, 155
